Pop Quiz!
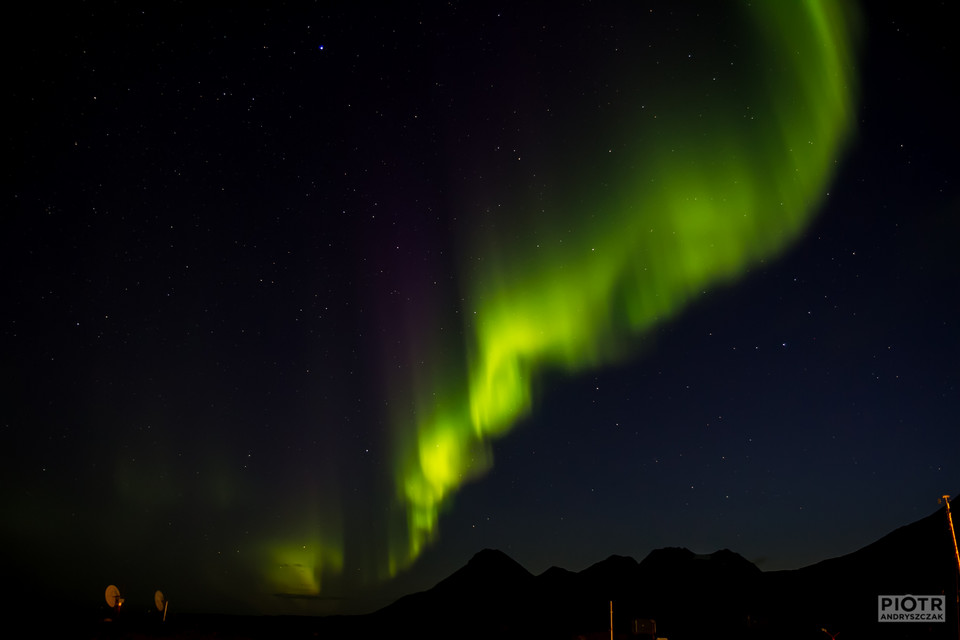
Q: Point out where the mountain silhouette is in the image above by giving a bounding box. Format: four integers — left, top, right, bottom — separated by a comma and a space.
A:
367, 499, 959, 640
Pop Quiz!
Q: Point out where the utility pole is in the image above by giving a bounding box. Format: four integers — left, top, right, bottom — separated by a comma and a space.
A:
610, 600, 613, 640
944, 496, 960, 580
941, 495, 960, 640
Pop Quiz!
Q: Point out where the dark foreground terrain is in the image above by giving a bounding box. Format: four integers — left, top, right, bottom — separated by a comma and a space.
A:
36, 502, 960, 640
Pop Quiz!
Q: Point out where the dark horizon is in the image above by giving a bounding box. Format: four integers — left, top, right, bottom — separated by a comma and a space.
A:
15, 498, 960, 640
12, 493, 960, 620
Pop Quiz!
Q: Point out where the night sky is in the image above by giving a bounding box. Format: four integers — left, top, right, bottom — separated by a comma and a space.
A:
3, 0, 957, 617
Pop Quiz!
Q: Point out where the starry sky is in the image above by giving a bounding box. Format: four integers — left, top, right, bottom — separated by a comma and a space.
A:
3, 0, 957, 617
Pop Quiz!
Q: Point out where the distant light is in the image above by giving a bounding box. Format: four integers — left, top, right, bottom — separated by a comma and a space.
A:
318, 45, 324, 51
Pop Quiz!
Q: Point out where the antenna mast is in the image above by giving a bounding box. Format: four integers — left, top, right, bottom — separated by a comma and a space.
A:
941, 495, 960, 640
944, 496, 960, 577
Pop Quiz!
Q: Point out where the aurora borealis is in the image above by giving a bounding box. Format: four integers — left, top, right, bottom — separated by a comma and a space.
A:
390, 0, 859, 572
3, 0, 958, 618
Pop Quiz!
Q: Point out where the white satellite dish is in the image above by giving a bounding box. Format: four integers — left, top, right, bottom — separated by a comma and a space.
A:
154, 589, 168, 621
104, 584, 124, 609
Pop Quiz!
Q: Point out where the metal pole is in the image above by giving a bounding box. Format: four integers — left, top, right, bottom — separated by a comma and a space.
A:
942, 495, 960, 640
610, 600, 613, 640
944, 496, 960, 578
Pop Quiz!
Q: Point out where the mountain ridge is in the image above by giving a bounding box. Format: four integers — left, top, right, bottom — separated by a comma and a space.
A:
370, 499, 959, 639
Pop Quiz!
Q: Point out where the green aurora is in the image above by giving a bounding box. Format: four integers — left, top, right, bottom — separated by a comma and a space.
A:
277, 0, 861, 593
389, 0, 859, 575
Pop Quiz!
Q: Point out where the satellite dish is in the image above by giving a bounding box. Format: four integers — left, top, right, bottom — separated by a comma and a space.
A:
104, 584, 124, 609
154, 589, 169, 621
